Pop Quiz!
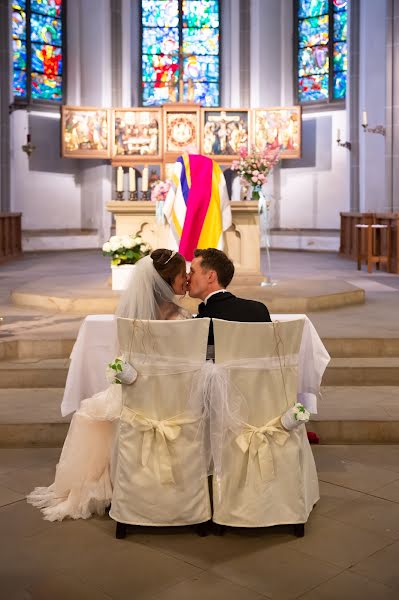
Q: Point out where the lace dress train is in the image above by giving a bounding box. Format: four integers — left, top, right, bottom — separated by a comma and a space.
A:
27, 385, 121, 521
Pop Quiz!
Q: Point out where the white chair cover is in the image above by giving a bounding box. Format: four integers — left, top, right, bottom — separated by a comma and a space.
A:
109, 318, 212, 527
211, 318, 320, 527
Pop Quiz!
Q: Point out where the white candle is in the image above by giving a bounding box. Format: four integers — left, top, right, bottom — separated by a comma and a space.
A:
129, 167, 136, 192
142, 167, 148, 192
116, 166, 124, 192
337, 128, 341, 141
362, 111, 368, 126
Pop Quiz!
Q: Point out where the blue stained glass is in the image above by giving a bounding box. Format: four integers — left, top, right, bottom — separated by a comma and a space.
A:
13, 69, 27, 97
142, 83, 171, 106
142, 0, 179, 27
31, 12, 62, 46
183, 55, 219, 81
12, 9, 26, 39
31, 72, 62, 101
333, 0, 347, 11
298, 45, 329, 76
31, 42, 62, 75
142, 54, 179, 82
184, 80, 219, 106
183, 28, 219, 55
183, 0, 219, 28
298, 15, 328, 47
298, 73, 328, 102
298, 0, 328, 18
13, 39, 27, 70
31, 0, 62, 18
333, 70, 346, 99
141, 0, 220, 106
334, 10, 347, 41
334, 41, 347, 71
12, 1, 26, 9
142, 27, 179, 55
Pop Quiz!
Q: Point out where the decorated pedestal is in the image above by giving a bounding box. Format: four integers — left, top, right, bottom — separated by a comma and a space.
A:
106, 201, 263, 284
111, 264, 136, 291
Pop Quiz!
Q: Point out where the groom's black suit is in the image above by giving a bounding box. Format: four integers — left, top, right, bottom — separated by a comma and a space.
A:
196, 291, 271, 345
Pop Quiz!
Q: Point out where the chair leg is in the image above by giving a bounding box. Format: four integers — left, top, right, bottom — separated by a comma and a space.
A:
194, 521, 210, 537
293, 523, 305, 538
116, 521, 127, 539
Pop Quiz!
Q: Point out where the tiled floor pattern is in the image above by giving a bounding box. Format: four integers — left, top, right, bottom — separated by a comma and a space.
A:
1, 446, 399, 599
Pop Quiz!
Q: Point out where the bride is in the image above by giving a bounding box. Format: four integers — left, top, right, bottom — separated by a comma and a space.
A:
27, 249, 190, 521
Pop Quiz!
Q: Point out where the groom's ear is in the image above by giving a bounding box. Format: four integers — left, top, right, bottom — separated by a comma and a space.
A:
208, 269, 218, 284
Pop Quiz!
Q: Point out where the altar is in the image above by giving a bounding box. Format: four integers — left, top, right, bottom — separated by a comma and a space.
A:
106, 200, 264, 283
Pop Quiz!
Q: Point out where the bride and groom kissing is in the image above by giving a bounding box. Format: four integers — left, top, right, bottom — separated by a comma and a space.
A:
27, 247, 271, 522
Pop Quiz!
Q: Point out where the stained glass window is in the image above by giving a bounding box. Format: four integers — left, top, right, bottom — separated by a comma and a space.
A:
141, 0, 220, 107
11, 0, 63, 104
296, 0, 347, 105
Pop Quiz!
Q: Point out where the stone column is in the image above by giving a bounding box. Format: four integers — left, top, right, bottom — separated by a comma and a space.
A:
386, 0, 399, 211
348, 0, 360, 211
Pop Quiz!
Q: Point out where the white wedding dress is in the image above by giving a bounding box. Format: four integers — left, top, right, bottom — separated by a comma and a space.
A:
27, 256, 191, 521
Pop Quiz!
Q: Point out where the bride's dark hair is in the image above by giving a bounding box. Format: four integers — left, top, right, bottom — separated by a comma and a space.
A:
151, 249, 186, 286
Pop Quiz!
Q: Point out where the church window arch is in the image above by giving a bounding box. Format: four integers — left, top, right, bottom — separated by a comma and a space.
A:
140, 0, 220, 106
294, 0, 347, 106
11, 0, 64, 105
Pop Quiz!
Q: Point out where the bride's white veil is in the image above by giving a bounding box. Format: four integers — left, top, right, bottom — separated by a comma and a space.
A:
115, 255, 180, 320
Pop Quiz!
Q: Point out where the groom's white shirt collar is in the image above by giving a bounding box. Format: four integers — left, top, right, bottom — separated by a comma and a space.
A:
203, 289, 227, 305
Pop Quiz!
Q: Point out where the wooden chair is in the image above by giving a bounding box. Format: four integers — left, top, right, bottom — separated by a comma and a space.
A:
356, 223, 391, 273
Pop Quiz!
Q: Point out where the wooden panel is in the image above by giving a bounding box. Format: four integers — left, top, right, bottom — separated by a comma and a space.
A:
0, 213, 22, 261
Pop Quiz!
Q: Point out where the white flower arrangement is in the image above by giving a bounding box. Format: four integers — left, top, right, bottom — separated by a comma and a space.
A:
281, 402, 310, 431
102, 234, 151, 266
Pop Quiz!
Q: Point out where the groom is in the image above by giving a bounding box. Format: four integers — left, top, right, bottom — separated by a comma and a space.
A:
188, 248, 271, 346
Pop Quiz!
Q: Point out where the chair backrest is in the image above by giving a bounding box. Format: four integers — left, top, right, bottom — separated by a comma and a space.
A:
213, 318, 305, 425
117, 317, 210, 419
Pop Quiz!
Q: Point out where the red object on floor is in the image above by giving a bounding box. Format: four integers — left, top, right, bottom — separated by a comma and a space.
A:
307, 431, 320, 444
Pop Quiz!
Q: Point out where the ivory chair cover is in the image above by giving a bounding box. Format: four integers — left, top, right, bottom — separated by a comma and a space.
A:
109, 318, 212, 527
211, 318, 320, 528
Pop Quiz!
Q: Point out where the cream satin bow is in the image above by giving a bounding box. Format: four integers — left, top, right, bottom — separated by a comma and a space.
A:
121, 408, 199, 484
235, 416, 290, 484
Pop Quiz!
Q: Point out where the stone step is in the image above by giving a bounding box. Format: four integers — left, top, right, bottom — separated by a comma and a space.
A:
0, 338, 75, 361
0, 358, 69, 388
310, 386, 399, 443
2, 336, 399, 362
322, 358, 399, 386
0, 388, 70, 447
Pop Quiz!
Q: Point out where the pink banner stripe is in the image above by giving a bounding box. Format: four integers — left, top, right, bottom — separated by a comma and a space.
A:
179, 155, 213, 260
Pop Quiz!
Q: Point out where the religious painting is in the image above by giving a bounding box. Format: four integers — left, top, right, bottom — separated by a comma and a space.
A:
163, 107, 200, 156
253, 107, 302, 159
61, 106, 111, 158
201, 109, 250, 160
111, 108, 162, 160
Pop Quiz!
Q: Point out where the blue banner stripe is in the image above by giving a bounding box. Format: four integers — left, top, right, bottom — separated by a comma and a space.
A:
177, 156, 190, 205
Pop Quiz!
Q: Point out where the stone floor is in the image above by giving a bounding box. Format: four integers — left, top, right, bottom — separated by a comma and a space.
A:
2, 250, 399, 597
1, 445, 399, 600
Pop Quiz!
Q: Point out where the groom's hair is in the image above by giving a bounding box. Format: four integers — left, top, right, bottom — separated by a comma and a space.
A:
193, 248, 234, 288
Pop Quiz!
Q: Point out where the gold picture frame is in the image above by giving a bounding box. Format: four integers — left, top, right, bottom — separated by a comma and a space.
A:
111, 108, 162, 160
61, 106, 111, 158
201, 109, 250, 160
253, 106, 302, 159
163, 106, 201, 157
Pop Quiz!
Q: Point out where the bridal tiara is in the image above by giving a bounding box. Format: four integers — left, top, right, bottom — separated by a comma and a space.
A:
163, 250, 177, 264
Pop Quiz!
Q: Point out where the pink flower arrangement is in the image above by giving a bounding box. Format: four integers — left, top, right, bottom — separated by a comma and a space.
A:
151, 180, 171, 202
231, 146, 280, 199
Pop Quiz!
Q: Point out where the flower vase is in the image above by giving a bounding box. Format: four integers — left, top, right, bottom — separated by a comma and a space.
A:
111, 264, 136, 291
250, 185, 263, 201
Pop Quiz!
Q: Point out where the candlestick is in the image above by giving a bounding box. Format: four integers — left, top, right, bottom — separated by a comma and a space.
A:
142, 167, 149, 192
129, 168, 136, 192
362, 111, 368, 127
336, 128, 341, 141
116, 166, 124, 192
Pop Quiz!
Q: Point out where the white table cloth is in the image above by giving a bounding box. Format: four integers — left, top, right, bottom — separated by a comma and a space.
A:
61, 314, 330, 417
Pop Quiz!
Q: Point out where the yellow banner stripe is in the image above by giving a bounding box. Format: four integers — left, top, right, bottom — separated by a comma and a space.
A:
197, 164, 223, 249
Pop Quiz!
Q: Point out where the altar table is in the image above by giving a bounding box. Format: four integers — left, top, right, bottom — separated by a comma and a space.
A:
61, 314, 330, 418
